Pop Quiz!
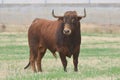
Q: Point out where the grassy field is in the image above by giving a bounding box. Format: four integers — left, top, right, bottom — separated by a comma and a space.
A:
0, 32, 120, 80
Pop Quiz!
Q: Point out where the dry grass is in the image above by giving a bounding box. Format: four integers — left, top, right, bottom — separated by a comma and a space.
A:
0, 23, 120, 34
0, 24, 28, 32
81, 23, 120, 34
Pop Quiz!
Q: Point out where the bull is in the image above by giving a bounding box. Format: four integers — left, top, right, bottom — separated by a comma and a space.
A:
24, 9, 86, 72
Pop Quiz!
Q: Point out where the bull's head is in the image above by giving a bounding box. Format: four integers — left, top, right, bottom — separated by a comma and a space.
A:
52, 9, 86, 35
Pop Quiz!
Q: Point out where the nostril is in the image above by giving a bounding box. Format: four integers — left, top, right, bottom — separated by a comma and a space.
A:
65, 30, 70, 33
63, 29, 71, 35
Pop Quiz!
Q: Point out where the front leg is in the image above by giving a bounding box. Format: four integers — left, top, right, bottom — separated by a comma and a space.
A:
59, 53, 67, 72
73, 47, 80, 72
73, 55, 78, 72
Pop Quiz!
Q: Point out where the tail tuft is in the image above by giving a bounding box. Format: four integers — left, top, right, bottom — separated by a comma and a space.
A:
24, 62, 30, 69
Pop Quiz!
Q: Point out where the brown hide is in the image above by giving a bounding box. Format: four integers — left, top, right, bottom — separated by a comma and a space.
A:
28, 19, 61, 53
25, 10, 86, 72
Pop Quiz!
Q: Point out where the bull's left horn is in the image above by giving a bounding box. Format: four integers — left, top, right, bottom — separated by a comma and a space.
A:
78, 8, 86, 18
52, 10, 63, 18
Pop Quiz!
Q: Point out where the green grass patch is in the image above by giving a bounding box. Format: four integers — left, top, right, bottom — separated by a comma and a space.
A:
81, 48, 120, 57
82, 32, 120, 37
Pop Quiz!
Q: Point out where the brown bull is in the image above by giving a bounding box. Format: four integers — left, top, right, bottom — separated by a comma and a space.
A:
24, 9, 86, 72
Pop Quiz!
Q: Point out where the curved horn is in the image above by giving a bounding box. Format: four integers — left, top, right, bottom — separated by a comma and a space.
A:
52, 9, 63, 18
78, 8, 86, 18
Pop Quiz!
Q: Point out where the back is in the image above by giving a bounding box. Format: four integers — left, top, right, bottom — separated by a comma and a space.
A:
28, 18, 62, 52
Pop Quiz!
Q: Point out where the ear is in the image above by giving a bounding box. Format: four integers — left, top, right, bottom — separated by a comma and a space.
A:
77, 17, 82, 21
58, 17, 63, 21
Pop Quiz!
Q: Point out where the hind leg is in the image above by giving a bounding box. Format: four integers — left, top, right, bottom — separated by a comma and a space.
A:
36, 47, 46, 72
29, 47, 38, 72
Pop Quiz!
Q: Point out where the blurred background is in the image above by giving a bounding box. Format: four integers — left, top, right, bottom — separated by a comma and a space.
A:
0, 0, 120, 33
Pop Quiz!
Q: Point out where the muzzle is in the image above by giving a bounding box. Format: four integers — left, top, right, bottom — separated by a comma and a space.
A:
63, 24, 71, 35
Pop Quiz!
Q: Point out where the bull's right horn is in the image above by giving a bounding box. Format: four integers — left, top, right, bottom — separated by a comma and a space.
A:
52, 10, 63, 18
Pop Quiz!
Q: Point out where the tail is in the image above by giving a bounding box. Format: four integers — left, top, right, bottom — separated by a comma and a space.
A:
24, 62, 30, 69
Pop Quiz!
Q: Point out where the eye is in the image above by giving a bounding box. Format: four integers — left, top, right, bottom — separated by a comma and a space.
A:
72, 18, 76, 23
63, 17, 67, 23
63, 18, 66, 22
72, 19, 74, 22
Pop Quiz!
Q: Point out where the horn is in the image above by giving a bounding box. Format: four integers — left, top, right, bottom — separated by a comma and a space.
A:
78, 8, 86, 18
52, 9, 63, 18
